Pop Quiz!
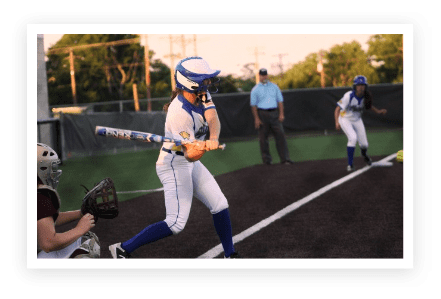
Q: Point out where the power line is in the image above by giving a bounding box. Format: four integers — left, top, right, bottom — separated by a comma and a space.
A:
272, 53, 288, 74
163, 35, 182, 91
46, 38, 141, 55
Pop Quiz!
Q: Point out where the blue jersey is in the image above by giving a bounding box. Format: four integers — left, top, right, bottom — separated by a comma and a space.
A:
250, 81, 283, 109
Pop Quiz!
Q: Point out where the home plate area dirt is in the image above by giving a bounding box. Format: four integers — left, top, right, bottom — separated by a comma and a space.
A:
59, 155, 403, 259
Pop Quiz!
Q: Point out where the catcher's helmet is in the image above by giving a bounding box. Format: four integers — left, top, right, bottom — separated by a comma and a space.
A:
353, 75, 368, 90
37, 143, 62, 189
175, 57, 221, 94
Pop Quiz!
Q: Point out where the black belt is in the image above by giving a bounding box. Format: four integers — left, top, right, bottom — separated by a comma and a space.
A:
258, 108, 277, 111
162, 147, 184, 156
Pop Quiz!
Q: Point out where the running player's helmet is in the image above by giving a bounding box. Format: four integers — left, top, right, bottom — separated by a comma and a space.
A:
175, 57, 221, 94
37, 143, 62, 189
353, 75, 368, 89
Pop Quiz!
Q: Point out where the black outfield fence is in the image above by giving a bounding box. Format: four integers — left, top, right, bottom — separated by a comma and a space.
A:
44, 84, 403, 160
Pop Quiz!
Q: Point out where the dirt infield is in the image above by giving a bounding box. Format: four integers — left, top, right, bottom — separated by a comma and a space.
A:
59, 155, 403, 259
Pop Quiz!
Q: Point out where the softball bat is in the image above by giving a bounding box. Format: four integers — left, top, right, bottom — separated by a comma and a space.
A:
95, 126, 226, 150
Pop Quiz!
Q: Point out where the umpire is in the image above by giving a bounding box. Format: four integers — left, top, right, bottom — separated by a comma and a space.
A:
251, 68, 293, 165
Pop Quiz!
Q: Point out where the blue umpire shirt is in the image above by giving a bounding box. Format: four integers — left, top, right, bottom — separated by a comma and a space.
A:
250, 81, 284, 110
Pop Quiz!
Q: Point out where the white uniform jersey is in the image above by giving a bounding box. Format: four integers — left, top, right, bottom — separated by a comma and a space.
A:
157, 92, 216, 163
337, 91, 365, 122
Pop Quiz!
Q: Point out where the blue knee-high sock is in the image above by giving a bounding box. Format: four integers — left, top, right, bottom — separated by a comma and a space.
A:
121, 221, 173, 254
212, 208, 235, 257
361, 148, 367, 157
347, 146, 355, 166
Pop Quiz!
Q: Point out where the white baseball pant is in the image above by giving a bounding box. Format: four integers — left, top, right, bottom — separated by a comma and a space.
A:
338, 117, 369, 149
156, 154, 229, 235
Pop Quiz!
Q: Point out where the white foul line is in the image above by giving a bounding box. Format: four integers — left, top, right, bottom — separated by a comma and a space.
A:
197, 153, 398, 259
117, 187, 164, 195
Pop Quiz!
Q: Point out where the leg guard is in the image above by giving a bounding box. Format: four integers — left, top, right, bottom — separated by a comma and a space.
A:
71, 231, 101, 258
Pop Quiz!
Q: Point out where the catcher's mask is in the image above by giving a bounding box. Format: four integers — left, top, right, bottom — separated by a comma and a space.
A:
37, 143, 62, 190
175, 56, 221, 94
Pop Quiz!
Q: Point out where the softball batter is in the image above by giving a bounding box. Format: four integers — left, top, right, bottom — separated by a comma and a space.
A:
334, 75, 387, 171
109, 57, 240, 258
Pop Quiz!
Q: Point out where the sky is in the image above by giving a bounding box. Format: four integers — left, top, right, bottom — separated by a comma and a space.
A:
43, 33, 373, 77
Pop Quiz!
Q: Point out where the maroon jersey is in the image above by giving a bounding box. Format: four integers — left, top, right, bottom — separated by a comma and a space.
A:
37, 187, 60, 222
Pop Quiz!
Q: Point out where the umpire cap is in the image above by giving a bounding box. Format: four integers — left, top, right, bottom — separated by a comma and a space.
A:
259, 68, 268, 76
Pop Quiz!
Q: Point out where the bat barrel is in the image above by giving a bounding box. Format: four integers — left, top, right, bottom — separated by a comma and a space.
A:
95, 126, 176, 144
95, 126, 107, 136
95, 126, 132, 140
95, 126, 225, 150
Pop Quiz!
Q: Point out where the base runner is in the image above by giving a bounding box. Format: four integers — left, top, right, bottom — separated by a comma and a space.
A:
334, 75, 388, 171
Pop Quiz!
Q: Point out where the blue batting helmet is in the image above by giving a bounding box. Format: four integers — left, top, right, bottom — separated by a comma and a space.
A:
174, 57, 221, 94
353, 75, 368, 90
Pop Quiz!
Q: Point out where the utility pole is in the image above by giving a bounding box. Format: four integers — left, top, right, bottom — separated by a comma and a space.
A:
68, 49, 77, 105
254, 47, 259, 84
193, 34, 197, 56
169, 35, 176, 91
179, 34, 196, 58
317, 51, 326, 88
318, 59, 325, 88
191, 34, 209, 57
181, 35, 186, 58
141, 34, 152, 111
48, 37, 141, 106
254, 47, 265, 84
273, 53, 288, 75
164, 35, 181, 91
163, 34, 198, 92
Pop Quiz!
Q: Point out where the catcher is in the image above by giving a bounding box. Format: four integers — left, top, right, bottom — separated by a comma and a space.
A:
37, 143, 117, 258
109, 57, 240, 258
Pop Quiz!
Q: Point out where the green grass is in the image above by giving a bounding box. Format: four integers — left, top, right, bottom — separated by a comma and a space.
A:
56, 130, 403, 212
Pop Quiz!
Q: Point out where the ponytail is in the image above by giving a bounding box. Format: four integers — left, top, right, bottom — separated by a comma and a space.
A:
163, 88, 183, 112
364, 90, 373, 110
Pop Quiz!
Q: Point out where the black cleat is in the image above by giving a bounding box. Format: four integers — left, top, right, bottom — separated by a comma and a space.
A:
347, 165, 355, 172
363, 155, 372, 165
225, 252, 241, 259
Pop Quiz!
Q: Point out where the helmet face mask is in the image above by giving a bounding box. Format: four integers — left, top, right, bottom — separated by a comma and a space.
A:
202, 77, 220, 94
175, 57, 221, 95
49, 160, 62, 188
37, 143, 62, 189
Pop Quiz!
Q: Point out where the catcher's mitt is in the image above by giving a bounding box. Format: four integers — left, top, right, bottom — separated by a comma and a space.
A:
182, 142, 206, 162
81, 177, 118, 222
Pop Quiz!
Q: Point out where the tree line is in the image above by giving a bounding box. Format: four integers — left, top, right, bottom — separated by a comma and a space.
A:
46, 34, 403, 107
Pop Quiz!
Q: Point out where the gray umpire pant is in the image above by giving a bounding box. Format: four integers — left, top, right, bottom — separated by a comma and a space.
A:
258, 109, 291, 164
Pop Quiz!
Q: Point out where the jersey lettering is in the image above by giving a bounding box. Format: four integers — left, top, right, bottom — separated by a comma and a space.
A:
338, 91, 364, 121
195, 125, 209, 139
